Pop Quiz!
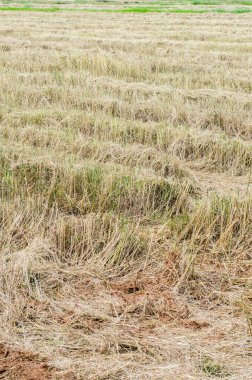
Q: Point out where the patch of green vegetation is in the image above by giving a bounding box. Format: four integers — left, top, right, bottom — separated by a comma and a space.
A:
120, 6, 163, 12
231, 0, 252, 4
169, 213, 190, 233
118, 7, 251, 12
1, 167, 14, 194
200, 356, 230, 377
0, 4, 250, 13
83, 166, 104, 204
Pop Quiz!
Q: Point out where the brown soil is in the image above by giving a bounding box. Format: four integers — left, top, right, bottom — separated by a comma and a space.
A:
0, 345, 54, 380
111, 268, 189, 323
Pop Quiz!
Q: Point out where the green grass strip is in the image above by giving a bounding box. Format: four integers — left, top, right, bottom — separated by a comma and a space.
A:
0, 6, 250, 13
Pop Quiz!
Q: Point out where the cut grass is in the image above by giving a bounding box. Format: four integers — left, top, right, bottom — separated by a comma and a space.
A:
0, 6, 60, 11
0, 8, 252, 380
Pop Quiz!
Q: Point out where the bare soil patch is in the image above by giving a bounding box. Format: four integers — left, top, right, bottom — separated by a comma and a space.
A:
0, 345, 54, 380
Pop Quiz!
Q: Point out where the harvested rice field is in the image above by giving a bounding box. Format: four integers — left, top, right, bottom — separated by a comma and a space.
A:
0, 7, 252, 380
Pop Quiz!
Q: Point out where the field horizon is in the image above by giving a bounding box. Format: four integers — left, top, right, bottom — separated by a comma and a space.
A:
0, 0, 252, 13
0, 5, 251, 380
